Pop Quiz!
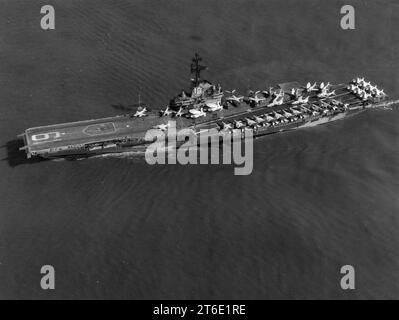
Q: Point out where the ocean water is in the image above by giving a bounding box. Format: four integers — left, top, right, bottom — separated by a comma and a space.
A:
0, 0, 398, 299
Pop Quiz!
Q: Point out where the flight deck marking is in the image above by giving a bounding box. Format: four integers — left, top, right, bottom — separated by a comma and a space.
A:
31, 131, 61, 143
83, 122, 116, 136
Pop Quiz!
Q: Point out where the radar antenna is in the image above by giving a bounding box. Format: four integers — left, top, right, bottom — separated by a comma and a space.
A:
190, 53, 207, 87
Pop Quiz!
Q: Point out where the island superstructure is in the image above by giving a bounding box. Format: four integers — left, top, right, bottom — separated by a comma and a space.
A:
19, 54, 395, 159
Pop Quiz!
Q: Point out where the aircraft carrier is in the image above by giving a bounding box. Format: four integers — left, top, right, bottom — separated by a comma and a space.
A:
19, 54, 396, 159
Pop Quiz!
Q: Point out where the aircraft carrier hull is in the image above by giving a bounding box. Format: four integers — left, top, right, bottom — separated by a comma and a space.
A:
19, 82, 395, 160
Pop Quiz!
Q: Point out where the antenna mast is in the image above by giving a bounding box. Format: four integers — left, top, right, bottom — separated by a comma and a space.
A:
190, 53, 207, 87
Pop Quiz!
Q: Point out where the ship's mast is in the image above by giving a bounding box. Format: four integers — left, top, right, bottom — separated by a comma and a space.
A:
190, 53, 207, 87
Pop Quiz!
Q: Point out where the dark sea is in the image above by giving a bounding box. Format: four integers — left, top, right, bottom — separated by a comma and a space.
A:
0, 0, 398, 299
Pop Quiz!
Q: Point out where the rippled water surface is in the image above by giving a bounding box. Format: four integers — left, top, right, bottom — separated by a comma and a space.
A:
0, 0, 398, 299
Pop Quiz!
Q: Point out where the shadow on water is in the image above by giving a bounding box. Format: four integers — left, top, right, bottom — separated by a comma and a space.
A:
1, 139, 49, 167
111, 103, 152, 112
111, 103, 135, 112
